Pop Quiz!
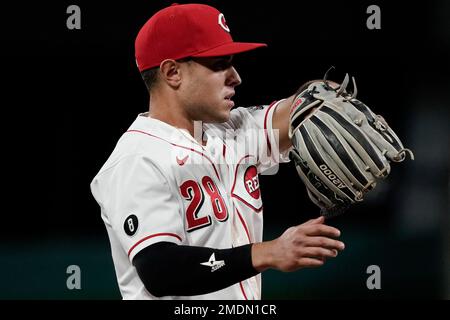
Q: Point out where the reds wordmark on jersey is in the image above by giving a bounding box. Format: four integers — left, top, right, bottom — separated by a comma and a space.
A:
91, 101, 290, 299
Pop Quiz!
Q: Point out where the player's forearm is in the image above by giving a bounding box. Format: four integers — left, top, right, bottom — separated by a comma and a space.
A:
251, 241, 276, 272
133, 242, 259, 297
272, 80, 339, 153
251, 240, 297, 272
272, 95, 295, 152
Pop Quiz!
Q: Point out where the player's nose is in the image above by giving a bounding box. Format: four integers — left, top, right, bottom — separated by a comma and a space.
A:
226, 66, 242, 87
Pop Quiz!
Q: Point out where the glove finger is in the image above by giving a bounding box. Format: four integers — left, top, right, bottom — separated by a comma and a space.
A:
290, 149, 350, 213
307, 113, 377, 191
292, 158, 335, 210
348, 99, 407, 161
308, 82, 413, 162
306, 186, 351, 219
303, 119, 365, 193
316, 106, 391, 178
306, 189, 344, 219
359, 121, 402, 162
289, 90, 323, 139
294, 125, 362, 203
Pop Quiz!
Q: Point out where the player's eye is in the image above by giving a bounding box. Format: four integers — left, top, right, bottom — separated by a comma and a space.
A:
212, 60, 232, 71
191, 56, 233, 71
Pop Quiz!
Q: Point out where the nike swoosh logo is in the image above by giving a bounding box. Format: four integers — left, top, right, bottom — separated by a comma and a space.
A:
176, 155, 189, 166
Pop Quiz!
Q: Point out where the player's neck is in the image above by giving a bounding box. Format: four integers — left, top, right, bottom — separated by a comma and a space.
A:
177, 121, 205, 147
148, 98, 204, 145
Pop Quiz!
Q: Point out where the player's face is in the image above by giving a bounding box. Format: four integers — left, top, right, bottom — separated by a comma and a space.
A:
179, 55, 242, 123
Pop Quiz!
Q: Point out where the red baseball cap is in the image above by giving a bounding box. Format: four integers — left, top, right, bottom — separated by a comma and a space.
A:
135, 3, 267, 72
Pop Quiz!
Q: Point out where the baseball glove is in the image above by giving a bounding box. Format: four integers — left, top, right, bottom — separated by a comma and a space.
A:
288, 71, 414, 218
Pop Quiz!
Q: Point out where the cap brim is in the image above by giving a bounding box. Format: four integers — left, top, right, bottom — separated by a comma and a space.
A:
191, 42, 267, 58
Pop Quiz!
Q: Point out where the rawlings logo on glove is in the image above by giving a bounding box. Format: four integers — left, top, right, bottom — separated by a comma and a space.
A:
289, 69, 414, 218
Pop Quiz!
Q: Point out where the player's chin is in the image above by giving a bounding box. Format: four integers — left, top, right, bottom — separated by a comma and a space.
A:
204, 100, 232, 123
215, 110, 231, 123
214, 102, 233, 122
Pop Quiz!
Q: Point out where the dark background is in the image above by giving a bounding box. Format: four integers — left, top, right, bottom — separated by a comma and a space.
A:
0, 0, 448, 299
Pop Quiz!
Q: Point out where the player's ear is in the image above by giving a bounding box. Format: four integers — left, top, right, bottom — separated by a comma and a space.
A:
159, 59, 182, 88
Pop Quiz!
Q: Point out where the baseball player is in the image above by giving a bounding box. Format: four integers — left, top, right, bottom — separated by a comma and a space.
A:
90, 3, 345, 300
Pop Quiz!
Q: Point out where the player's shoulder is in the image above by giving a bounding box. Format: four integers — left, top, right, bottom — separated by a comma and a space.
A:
94, 149, 166, 182
206, 105, 271, 133
96, 116, 177, 175
232, 105, 268, 119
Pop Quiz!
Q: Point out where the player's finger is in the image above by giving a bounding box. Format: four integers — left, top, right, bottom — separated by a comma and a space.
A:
302, 247, 338, 259
304, 236, 345, 251
303, 216, 325, 226
304, 224, 341, 238
297, 257, 325, 268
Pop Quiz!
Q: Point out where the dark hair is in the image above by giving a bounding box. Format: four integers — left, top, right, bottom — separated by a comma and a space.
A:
140, 67, 160, 92
140, 58, 193, 92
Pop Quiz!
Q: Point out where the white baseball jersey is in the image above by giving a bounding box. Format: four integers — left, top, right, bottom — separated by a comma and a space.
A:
90, 101, 290, 300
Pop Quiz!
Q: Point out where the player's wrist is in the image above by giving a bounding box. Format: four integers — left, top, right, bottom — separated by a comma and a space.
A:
251, 241, 275, 272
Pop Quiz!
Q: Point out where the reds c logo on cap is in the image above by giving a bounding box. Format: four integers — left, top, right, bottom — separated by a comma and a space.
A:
135, 4, 266, 71
218, 13, 230, 32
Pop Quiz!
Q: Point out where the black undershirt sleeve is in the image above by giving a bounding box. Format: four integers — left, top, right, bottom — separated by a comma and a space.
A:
132, 242, 259, 297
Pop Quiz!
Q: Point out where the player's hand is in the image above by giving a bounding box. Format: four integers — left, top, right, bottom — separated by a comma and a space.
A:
252, 216, 345, 272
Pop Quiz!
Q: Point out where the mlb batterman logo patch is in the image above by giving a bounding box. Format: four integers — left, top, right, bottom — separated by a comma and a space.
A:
218, 13, 230, 32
